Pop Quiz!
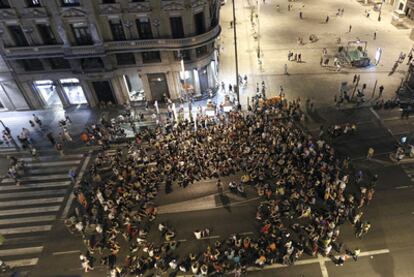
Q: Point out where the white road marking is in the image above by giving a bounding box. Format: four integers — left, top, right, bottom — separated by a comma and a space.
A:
0, 205, 60, 216
0, 224, 52, 235
5, 258, 39, 268
395, 185, 413, 189
26, 160, 81, 168
0, 246, 43, 256
0, 189, 67, 199
358, 249, 390, 257
0, 181, 71, 191
61, 155, 91, 219
237, 249, 390, 275
199, 235, 221, 240
0, 197, 64, 207
52, 250, 81, 256
1, 174, 69, 183
20, 154, 84, 162
318, 254, 329, 277
0, 215, 56, 225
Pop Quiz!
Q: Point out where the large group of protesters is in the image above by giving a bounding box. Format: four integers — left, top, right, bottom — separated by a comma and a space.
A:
64, 95, 375, 277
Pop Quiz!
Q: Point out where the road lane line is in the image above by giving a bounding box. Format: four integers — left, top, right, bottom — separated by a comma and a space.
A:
61, 155, 91, 219
5, 258, 39, 268
0, 205, 60, 216
52, 250, 81, 256
318, 254, 329, 277
0, 246, 43, 256
358, 249, 390, 257
395, 185, 412, 189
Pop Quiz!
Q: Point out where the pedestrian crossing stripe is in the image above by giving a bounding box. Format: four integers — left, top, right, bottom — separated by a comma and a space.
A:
0, 205, 60, 216
0, 215, 56, 225
0, 181, 70, 191
0, 189, 67, 199
1, 174, 69, 183
0, 197, 64, 207
26, 160, 81, 168
19, 154, 84, 162
0, 224, 52, 235
0, 246, 43, 257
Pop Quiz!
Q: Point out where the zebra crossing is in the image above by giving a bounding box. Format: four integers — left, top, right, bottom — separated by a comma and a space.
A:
0, 144, 18, 156
0, 153, 86, 272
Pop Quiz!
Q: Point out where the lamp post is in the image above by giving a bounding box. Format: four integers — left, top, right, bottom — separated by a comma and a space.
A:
257, 0, 261, 61
232, 0, 240, 108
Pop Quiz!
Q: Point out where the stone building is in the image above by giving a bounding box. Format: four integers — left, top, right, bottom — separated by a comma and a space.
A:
0, 0, 221, 110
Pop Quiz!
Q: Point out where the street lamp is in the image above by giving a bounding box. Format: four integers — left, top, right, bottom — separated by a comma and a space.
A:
232, 0, 240, 108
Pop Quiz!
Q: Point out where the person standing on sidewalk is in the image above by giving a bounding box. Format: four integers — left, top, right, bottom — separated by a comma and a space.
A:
284, 64, 289, 75
349, 25, 352, 32
378, 85, 384, 98
325, 15, 329, 23
373, 30, 377, 40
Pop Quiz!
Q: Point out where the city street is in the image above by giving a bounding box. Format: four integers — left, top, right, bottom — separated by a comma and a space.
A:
1, 0, 414, 277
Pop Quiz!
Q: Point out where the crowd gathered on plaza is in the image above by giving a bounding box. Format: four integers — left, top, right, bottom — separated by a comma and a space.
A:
61, 95, 375, 277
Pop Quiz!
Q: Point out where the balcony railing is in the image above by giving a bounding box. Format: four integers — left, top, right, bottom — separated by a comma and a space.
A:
105, 24, 221, 51
3, 45, 63, 59
1, 24, 221, 58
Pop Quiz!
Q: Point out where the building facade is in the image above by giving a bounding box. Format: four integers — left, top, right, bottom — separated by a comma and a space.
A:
0, 0, 221, 111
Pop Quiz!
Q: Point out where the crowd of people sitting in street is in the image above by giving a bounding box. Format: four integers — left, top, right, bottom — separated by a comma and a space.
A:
64, 97, 374, 277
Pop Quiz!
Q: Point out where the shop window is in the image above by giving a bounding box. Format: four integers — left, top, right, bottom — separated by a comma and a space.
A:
34, 80, 62, 107
62, 0, 80, 6
60, 78, 87, 104
196, 46, 208, 57
109, 19, 126, 41
81, 58, 104, 70
116, 53, 136, 65
20, 59, 44, 71
123, 74, 145, 102
142, 51, 161, 63
8, 25, 29, 46
37, 24, 57, 45
136, 18, 153, 39
0, 0, 10, 8
174, 50, 191, 61
26, 0, 41, 7
71, 23, 93, 45
48, 58, 71, 69
194, 12, 205, 35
